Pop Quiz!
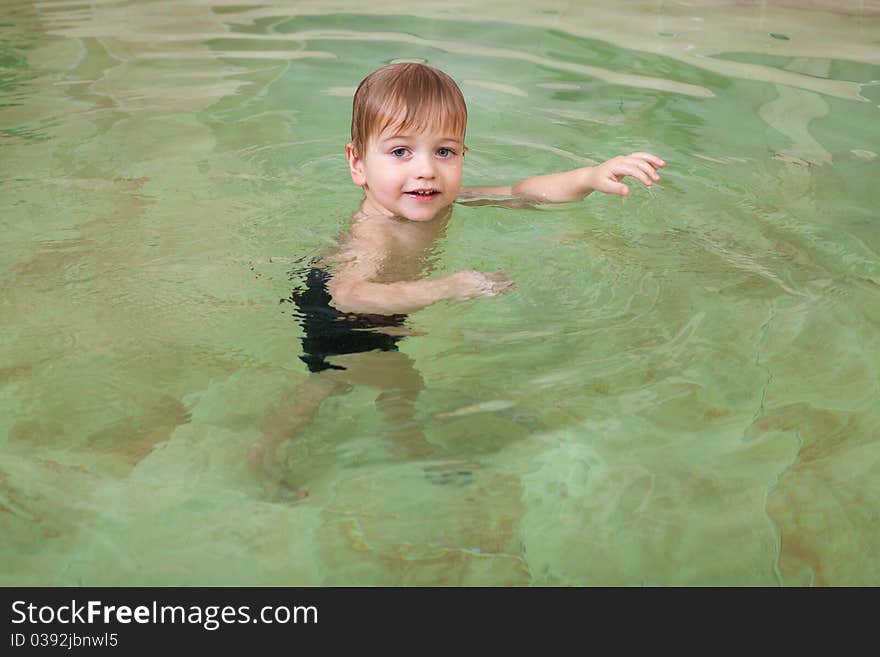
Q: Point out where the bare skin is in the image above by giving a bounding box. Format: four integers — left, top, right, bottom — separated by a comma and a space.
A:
248, 349, 430, 501
460, 152, 665, 201
249, 132, 664, 500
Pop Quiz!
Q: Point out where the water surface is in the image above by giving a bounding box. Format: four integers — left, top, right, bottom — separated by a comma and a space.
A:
1, 0, 879, 585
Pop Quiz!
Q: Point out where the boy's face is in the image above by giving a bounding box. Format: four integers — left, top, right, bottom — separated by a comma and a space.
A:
346, 123, 464, 222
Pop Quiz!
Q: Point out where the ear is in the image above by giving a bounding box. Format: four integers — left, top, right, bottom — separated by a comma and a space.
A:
345, 142, 366, 186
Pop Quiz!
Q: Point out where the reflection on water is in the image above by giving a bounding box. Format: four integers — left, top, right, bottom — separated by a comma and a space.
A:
1, 0, 879, 585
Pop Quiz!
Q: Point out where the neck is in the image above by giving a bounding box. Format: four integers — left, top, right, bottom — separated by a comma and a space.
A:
357, 199, 453, 227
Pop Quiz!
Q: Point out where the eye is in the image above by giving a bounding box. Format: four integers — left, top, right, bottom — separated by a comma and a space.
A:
391, 147, 408, 157
437, 148, 456, 158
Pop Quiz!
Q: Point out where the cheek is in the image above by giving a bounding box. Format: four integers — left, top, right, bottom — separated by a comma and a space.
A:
447, 164, 463, 187
365, 163, 397, 190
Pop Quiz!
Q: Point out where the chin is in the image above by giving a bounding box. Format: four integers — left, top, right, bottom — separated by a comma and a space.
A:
402, 212, 440, 222
401, 204, 453, 222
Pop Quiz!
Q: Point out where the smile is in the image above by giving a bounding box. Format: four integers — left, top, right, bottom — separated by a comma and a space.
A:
404, 189, 440, 198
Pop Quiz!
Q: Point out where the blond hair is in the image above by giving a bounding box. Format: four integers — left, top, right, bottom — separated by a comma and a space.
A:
350, 63, 467, 156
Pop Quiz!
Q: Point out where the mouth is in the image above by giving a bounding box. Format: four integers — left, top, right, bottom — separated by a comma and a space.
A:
404, 189, 441, 200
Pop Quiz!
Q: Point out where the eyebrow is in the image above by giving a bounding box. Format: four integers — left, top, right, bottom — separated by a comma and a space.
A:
381, 133, 462, 143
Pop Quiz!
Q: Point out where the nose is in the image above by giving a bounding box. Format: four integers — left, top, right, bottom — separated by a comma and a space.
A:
413, 152, 436, 179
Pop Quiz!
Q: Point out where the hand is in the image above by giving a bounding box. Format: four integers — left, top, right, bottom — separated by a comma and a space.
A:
447, 270, 515, 301
587, 152, 665, 196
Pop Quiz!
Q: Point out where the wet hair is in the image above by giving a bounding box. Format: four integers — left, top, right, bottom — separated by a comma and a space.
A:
350, 62, 467, 156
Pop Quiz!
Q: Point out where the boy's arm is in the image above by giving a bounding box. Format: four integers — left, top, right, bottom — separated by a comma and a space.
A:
329, 267, 512, 315
460, 152, 665, 203
326, 228, 512, 316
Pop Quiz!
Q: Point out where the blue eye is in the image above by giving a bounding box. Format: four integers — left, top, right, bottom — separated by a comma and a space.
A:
437, 148, 454, 157
391, 148, 408, 157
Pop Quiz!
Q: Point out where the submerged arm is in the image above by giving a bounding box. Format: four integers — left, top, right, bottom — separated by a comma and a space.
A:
328, 271, 511, 315
326, 228, 512, 316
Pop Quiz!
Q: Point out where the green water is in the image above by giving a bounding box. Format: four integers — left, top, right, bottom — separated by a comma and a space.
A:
1, 0, 878, 586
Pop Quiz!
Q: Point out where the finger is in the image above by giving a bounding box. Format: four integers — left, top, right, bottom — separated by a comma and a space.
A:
629, 152, 666, 169
485, 283, 511, 297
599, 178, 629, 196
628, 158, 661, 181
613, 164, 654, 187
484, 273, 514, 287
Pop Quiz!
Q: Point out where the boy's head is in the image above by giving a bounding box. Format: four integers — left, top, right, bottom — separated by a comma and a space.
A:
345, 63, 468, 222
349, 62, 467, 159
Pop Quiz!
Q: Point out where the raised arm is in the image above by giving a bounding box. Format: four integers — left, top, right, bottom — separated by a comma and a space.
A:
460, 152, 665, 203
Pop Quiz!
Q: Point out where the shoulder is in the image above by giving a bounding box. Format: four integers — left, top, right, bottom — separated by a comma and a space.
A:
347, 214, 397, 248
324, 214, 394, 269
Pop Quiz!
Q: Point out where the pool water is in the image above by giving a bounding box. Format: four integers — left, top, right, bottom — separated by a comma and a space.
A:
1, 0, 878, 586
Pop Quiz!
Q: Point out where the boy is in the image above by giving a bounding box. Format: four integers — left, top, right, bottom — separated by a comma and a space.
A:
328, 62, 664, 317
250, 63, 664, 494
